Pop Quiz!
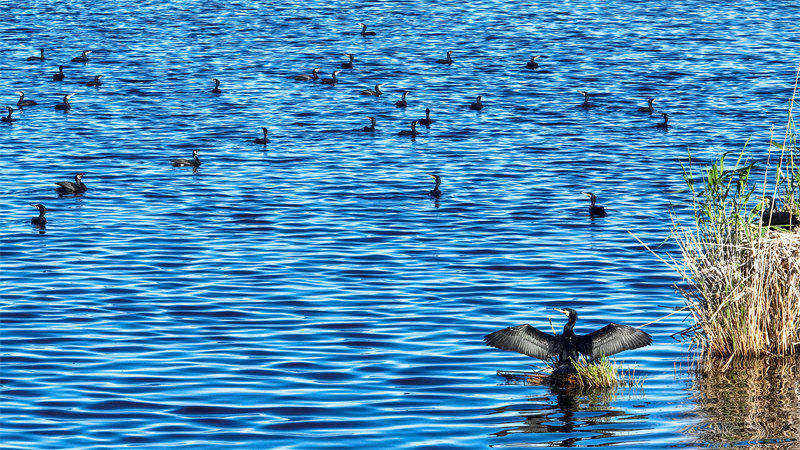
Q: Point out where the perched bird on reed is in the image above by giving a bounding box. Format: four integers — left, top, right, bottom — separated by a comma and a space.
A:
484, 308, 652, 367
761, 196, 799, 228
585, 192, 607, 218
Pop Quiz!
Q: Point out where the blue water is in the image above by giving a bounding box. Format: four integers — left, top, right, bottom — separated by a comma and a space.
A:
2, 1, 800, 448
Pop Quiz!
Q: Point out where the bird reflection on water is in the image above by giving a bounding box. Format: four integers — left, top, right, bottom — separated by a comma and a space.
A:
490, 390, 643, 446
685, 357, 800, 447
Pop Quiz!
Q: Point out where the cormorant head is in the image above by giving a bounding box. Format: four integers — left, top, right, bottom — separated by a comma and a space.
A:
447, 51, 453, 56
428, 174, 441, 185
368, 116, 375, 124
662, 113, 668, 120
360, 23, 367, 30
425, 107, 430, 114
75, 172, 85, 181
15, 91, 23, 98
32, 204, 47, 214
313, 67, 320, 73
476, 95, 482, 101
192, 149, 199, 156
333, 70, 341, 76
648, 97, 654, 103
261, 127, 269, 134
554, 307, 577, 320
584, 192, 597, 204
58, 65, 64, 70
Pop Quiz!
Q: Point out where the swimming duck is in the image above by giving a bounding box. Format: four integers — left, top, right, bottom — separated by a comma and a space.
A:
359, 84, 383, 96
27, 48, 45, 61
394, 90, 409, 108
1, 107, 16, 123
54, 94, 73, 111
361, 116, 376, 132
211, 78, 221, 94
579, 91, 594, 109
341, 54, 355, 69
320, 71, 340, 85
585, 192, 607, 218
428, 174, 442, 198
654, 113, 670, 130
30, 204, 47, 227
437, 51, 453, 65
359, 23, 376, 36
637, 98, 654, 114
55, 173, 87, 195
293, 68, 320, 81
171, 149, 201, 167
398, 120, 419, 137
469, 95, 484, 111
71, 50, 91, 63
525, 55, 540, 69
86, 75, 102, 87
52, 65, 65, 81
254, 127, 269, 145
418, 108, 434, 126
15, 92, 37, 107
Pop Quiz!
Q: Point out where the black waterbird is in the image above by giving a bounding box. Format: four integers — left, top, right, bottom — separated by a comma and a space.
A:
398, 120, 419, 137
761, 196, 799, 228
359, 84, 383, 96
525, 55, 540, 69
171, 149, 201, 167
341, 54, 355, 69
87, 75, 102, 87
359, 23, 376, 36
27, 48, 45, 61
52, 65, 65, 81
16, 92, 37, 107
428, 174, 442, 199
437, 51, 453, 65
394, 90, 409, 108
469, 95, 484, 111
361, 116, 376, 132
71, 50, 91, 63
418, 108, 434, 126
579, 91, 594, 109
211, 78, 221, 94
1, 107, 16, 123
654, 113, 669, 130
585, 192, 607, 218
637, 98, 654, 114
484, 307, 652, 366
31, 204, 47, 228
320, 71, 340, 85
254, 127, 269, 145
293, 68, 319, 81
55, 173, 87, 195
54, 94, 73, 111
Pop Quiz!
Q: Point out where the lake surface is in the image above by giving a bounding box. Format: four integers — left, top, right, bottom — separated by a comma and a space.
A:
2, 0, 800, 448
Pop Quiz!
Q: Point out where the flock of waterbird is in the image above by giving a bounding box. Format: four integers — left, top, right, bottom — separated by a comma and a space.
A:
11, 27, 669, 240
5, 23, 684, 381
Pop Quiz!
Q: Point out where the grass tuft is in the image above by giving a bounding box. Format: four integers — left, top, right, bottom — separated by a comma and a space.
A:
498, 357, 642, 392
670, 64, 800, 360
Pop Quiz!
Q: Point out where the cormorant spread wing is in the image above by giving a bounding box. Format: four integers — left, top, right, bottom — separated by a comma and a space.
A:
483, 324, 562, 360
576, 323, 652, 359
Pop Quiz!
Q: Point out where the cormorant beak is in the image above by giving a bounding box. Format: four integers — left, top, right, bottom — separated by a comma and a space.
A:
553, 307, 568, 315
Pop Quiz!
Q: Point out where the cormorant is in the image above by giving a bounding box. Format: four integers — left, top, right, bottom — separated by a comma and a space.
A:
55, 173, 87, 195
27, 48, 45, 61
1, 107, 16, 123
469, 95, 484, 111
171, 149, 201, 167
54, 94, 73, 111
484, 307, 652, 367
394, 90, 409, 108
654, 113, 669, 130
418, 108, 434, 126
761, 196, 799, 228
525, 55, 540, 69
293, 68, 319, 81
254, 127, 269, 145
437, 51, 453, 65
52, 65, 65, 81
87, 75, 102, 87
71, 50, 91, 63
31, 204, 47, 228
398, 120, 419, 137
15, 92, 37, 107
361, 116, 376, 132
579, 91, 594, 109
320, 71, 340, 85
342, 53, 355, 69
428, 174, 442, 198
359, 23, 376, 36
637, 98, 654, 114
359, 84, 383, 96
585, 192, 607, 218
211, 78, 221, 94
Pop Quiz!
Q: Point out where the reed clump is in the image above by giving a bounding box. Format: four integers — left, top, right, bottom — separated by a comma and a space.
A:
672, 65, 800, 359
498, 357, 640, 392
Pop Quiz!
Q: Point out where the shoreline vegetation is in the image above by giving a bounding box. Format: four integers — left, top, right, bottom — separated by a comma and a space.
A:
668, 65, 800, 362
